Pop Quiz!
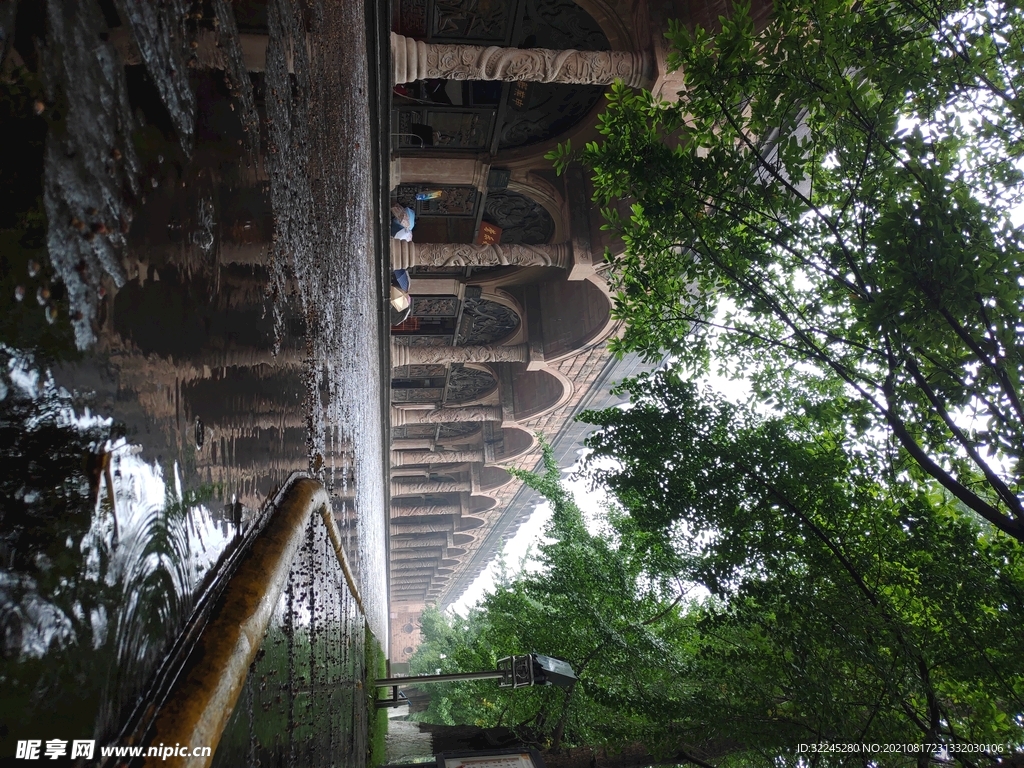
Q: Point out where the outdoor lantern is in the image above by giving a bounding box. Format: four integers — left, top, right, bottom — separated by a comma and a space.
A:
531, 655, 577, 688
497, 654, 577, 689
377, 652, 577, 707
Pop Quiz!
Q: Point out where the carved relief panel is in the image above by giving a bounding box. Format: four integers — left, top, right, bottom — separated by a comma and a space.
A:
519, 0, 610, 51
392, 388, 446, 403
411, 297, 460, 317
396, 185, 480, 218
432, 0, 513, 42
499, 82, 606, 149
393, 423, 482, 441
393, 365, 449, 379
438, 423, 481, 439
397, 0, 428, 36
392, 336, 453, 346
396, 109, 494, 151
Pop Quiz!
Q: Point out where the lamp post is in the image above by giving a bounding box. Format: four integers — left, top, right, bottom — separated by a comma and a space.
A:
375, 654, 577, 708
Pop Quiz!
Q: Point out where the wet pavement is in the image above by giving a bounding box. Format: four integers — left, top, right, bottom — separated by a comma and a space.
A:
0, 0, 388, 762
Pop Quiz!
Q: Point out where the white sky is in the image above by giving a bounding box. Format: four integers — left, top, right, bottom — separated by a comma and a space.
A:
448, 369, 749, 616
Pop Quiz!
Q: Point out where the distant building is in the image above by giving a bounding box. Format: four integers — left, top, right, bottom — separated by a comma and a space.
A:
386, 0, 771, 665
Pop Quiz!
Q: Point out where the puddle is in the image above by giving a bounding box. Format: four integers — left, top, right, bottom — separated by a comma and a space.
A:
0, 0, 386, 758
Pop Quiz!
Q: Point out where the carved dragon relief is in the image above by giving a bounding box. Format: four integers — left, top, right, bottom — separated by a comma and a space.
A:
446, 365, 498, 402
482, 190, 555, 244
458, 297, 521, 345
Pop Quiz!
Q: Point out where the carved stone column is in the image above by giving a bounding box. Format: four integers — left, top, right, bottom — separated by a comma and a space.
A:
391, 520, 458, 535
392, 33, 646, 88
391, 405, 502, 426
391, 449, 485, 467
391, 478, 473, 497
391, 342, 528, 367
391, 241, 571, 270
391, 438, 436, 450
390, 468, 430, 478
392, 548, 444, 561
391, 503, 462, 518
392, 534, 452, 549
392, 577, 433, 588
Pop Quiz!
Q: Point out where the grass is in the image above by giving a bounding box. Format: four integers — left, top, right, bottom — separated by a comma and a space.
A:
365, 625, 390, 768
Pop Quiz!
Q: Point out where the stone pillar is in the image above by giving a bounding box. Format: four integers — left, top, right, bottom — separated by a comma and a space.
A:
391, 478, 473, 497
392, 156, 489, 190
392, 241, 571, 270
390, 468, 430, 478
391, 438, 436, 450
392, 548, 444, 561
392, 33, 646, 87
391, 449, 485, 467
393, 577, 433, 588
391, 405, 502, 426
391, 342, 528, 367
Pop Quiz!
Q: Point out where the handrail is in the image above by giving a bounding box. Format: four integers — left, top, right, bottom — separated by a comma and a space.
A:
137, 475, 362, 767
321, 503, 366, 614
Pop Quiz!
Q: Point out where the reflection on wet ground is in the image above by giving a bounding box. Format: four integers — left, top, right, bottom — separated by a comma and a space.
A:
0, 0, 386, 760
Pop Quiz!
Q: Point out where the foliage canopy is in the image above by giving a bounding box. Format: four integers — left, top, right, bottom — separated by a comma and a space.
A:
411, 422, 1024, 764
548, 0, 1024, 540
410, 0, 1024, 761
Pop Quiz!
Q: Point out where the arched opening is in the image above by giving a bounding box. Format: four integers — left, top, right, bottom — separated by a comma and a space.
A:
492, 425, 535, 463
538, 277, 613, 359
479, 465, 513, 491
471, 496, 497, 513
508, 365, 570, 421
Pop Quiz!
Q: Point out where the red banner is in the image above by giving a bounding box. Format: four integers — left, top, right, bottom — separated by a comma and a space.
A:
475, 221, 503, 245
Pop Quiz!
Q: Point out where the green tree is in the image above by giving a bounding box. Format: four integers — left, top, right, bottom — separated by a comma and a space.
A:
409, 426, 1024, 765
581, 369, 1024, 758
408, 443, 713, 764
550, 0, 1024, 541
